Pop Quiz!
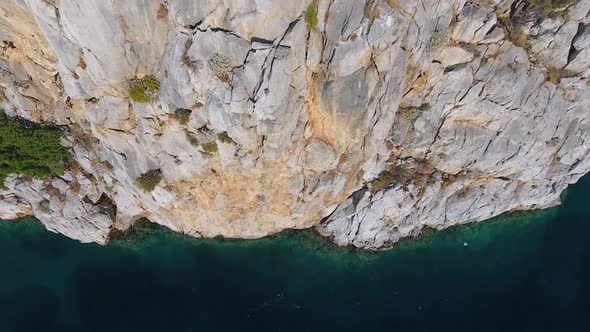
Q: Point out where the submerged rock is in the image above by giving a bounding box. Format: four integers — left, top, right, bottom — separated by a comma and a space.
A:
0, 0, 589, 250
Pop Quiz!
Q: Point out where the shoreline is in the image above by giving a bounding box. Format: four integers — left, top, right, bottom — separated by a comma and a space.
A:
1, 203, 558, 257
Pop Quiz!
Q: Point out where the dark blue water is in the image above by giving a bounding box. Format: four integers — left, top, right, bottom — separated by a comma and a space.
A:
2, 176, 590, 332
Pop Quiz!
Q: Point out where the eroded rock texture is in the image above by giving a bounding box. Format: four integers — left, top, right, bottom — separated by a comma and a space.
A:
0, 0, 589, 249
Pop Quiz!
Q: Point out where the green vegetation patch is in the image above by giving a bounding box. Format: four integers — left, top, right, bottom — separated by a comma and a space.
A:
0, 112, 69, 183
201, 141, 218, 154
128, 75, 160, 103
171, 108, 192, 125
137, 169, 162, 192
217, 132, 234, 144
528, 0, 576, 14
305, 1, 319, 31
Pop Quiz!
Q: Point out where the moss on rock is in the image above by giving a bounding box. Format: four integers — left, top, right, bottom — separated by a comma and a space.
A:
201, 142, 218, 154
128, 75, 160, 103
305, 2, 318, 31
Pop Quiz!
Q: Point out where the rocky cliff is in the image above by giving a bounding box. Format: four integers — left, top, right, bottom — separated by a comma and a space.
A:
0, 0, 589, 250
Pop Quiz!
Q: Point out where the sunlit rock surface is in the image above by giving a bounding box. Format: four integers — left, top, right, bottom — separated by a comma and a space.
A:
0, 0, 589, 250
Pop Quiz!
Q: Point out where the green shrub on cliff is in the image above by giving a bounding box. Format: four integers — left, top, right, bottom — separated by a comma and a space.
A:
170, 108, 192, 125
305, 2, 318, 31
137, 169, 162, 192
128, 75, 160, 103
201, 141, 218, 154
529, 0, 576, 14
0, 112, 69, 182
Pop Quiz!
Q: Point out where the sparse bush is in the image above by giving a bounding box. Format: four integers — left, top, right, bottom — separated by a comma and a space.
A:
102, 160, 114, 171
198, 125, 214, 135
171, 108, 192, 125
208, 54, 232, 83
528, 0, 576, 14
137, 169, 162, 192
305, 2, 319, 31
396, 104, 429, 123
545, 66, 563, 84
217, 132, 234, 144
0, 111, 70, 183
128, 75, 160, 103
186, 132, 199, 147
201, 142, 218, 154
370, 171, 396, 193
70, 179, 81, 193
510, 30, 529, 48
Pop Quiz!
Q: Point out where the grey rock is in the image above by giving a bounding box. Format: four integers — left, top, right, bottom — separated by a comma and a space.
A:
0, 0, 589, 250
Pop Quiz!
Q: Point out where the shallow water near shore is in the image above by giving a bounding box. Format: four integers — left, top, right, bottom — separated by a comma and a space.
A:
2, 176, 590, 331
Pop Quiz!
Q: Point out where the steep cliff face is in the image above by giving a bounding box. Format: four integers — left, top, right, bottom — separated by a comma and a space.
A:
0, 0, 589, 250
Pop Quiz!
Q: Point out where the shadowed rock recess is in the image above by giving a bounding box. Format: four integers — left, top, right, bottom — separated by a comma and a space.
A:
0, 0, 589, 250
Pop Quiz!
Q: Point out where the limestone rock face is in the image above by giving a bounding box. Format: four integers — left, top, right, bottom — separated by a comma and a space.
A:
0, 0, 589, 250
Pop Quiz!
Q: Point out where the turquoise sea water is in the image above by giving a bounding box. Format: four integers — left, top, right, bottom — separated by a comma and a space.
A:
2, 176, 590, 331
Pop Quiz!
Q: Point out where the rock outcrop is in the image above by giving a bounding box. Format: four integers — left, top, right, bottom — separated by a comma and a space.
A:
0, 0, 589, 249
